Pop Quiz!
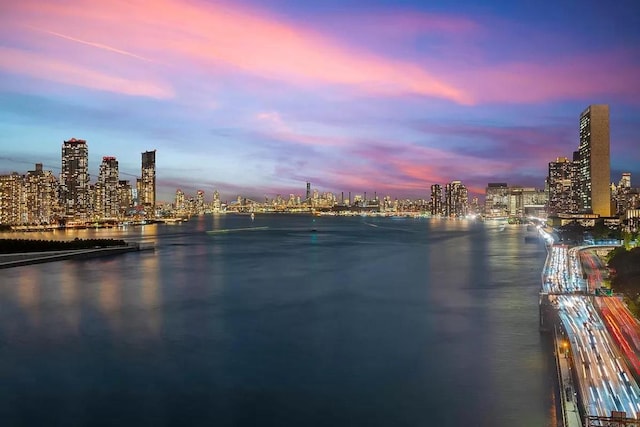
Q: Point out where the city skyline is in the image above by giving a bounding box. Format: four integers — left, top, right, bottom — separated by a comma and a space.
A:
1, 0, 639, 201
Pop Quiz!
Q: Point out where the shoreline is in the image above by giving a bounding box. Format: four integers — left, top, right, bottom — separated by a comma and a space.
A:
0, 244, 151, 269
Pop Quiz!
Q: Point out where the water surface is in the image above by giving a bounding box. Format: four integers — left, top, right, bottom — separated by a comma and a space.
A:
0, 215, 557, 426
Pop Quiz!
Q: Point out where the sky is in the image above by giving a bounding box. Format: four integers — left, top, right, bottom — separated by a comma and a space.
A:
0, 0, 639, 202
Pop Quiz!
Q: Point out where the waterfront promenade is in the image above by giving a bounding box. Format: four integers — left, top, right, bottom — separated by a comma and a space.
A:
554, 326, 585, 427
0, 244, 146, 269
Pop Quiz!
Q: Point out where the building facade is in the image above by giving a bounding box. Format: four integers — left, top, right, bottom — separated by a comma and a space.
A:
444, 180, 468, 217
25, 163, 58, 224
508, 187, 546, 217
60, 138, 90, 220
0, 172, 25, 225
430, 184, 442, 216
118, 180, 132, 216
576, 105, 610, 217
140, 150, 156, 213
96, 156, 120, 219
547, 157, 577, 215
484, 183, 509, 218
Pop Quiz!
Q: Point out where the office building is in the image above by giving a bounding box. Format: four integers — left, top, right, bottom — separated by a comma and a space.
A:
118, 180, 132, 216
430, 184, 442, 216
508, 187, 547, 217
96, 156, 120, 219
25, 163, 58, 224
547, 157, 577, 215
212, 190, 221, 212
484, 183, 509, 218
619, 172, 631, 189
196, 190, 205, 214
60, 138, 90, 220
141, 150, 156, 212
444, 180, 468, 217
175, 189, 185, 213
0, 172, 24, 225
576, 105, 610, 217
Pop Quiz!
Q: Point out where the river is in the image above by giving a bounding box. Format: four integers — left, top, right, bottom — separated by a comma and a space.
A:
0, 214, 558, 426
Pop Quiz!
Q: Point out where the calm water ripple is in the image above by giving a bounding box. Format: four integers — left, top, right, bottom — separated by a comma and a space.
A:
0, 215, 557, 426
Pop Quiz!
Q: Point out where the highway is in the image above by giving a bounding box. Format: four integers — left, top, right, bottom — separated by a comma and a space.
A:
542, 244, 640, 419
597, 296, 640, 380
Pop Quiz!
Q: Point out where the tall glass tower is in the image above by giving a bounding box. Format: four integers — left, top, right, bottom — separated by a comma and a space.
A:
141, 150, 156, 214
97, 156, 119, 219
430, 184, 442, 216
547, 157, 577, 215
576, 105, 610, 217
60, 138, 89, 220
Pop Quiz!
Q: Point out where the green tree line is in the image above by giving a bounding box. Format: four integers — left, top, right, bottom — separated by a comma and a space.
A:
607, 246, 640, 317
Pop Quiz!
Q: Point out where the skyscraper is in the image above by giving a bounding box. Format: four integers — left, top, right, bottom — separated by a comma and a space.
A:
60, 138, 90, 220
576, 105, 610, 217
118, 180, 132, 216
547, 157, 577, 215
0, 172, 24, 225
212, 189, 221, 212
96, 156, 119, 219
430, 184, 442, 216
196, 190, 205, 214
25, 163, 58, 224
175, 189, 185, 213
619, 172, 631, 189
444, 180, 468, 217
141, 150, 156, 213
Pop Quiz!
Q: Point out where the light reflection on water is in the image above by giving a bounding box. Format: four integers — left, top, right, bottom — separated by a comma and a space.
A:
0, 215, 557, 427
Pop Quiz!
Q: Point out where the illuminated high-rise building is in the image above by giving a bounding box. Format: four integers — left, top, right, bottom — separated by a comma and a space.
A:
175, 189, 185, 212
444, 180, 468, 217
60, 138, 90, 220
430, 184, 442, 216
508, 187, 546, 217
135, 178, 142, 206
118, 180, 132, 216
576, 105, 610, 217
484, 183, 508, 218
25, 163, 58, 224
613, 173, 635, 216
547, 157, 577, 215
619, 172, 631, 189
0, 172, 24, 225
141, 150, 156, 213
196, 190, 205, 214
212, 190, 221, 212
96, 156, 119, 219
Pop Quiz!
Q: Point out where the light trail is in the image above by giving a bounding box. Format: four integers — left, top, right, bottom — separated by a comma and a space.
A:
543, 244, 640, 418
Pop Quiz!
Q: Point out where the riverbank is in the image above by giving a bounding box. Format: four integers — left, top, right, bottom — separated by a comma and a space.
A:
0, 243, 151, 269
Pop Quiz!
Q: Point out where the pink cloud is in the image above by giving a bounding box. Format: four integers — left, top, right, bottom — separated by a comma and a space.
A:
33, 28, 155, 63
374, 11, 479, 35
1, 0, 471, 104
256, 111, 351, 147
451, 50, 640, 104
418, 122, 574, 160
0, 46, 173, 99
328, 10, 480, 40
296, 138, 512, 195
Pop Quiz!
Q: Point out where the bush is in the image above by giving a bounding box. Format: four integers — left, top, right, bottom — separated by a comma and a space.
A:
609, 247, 640, 302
